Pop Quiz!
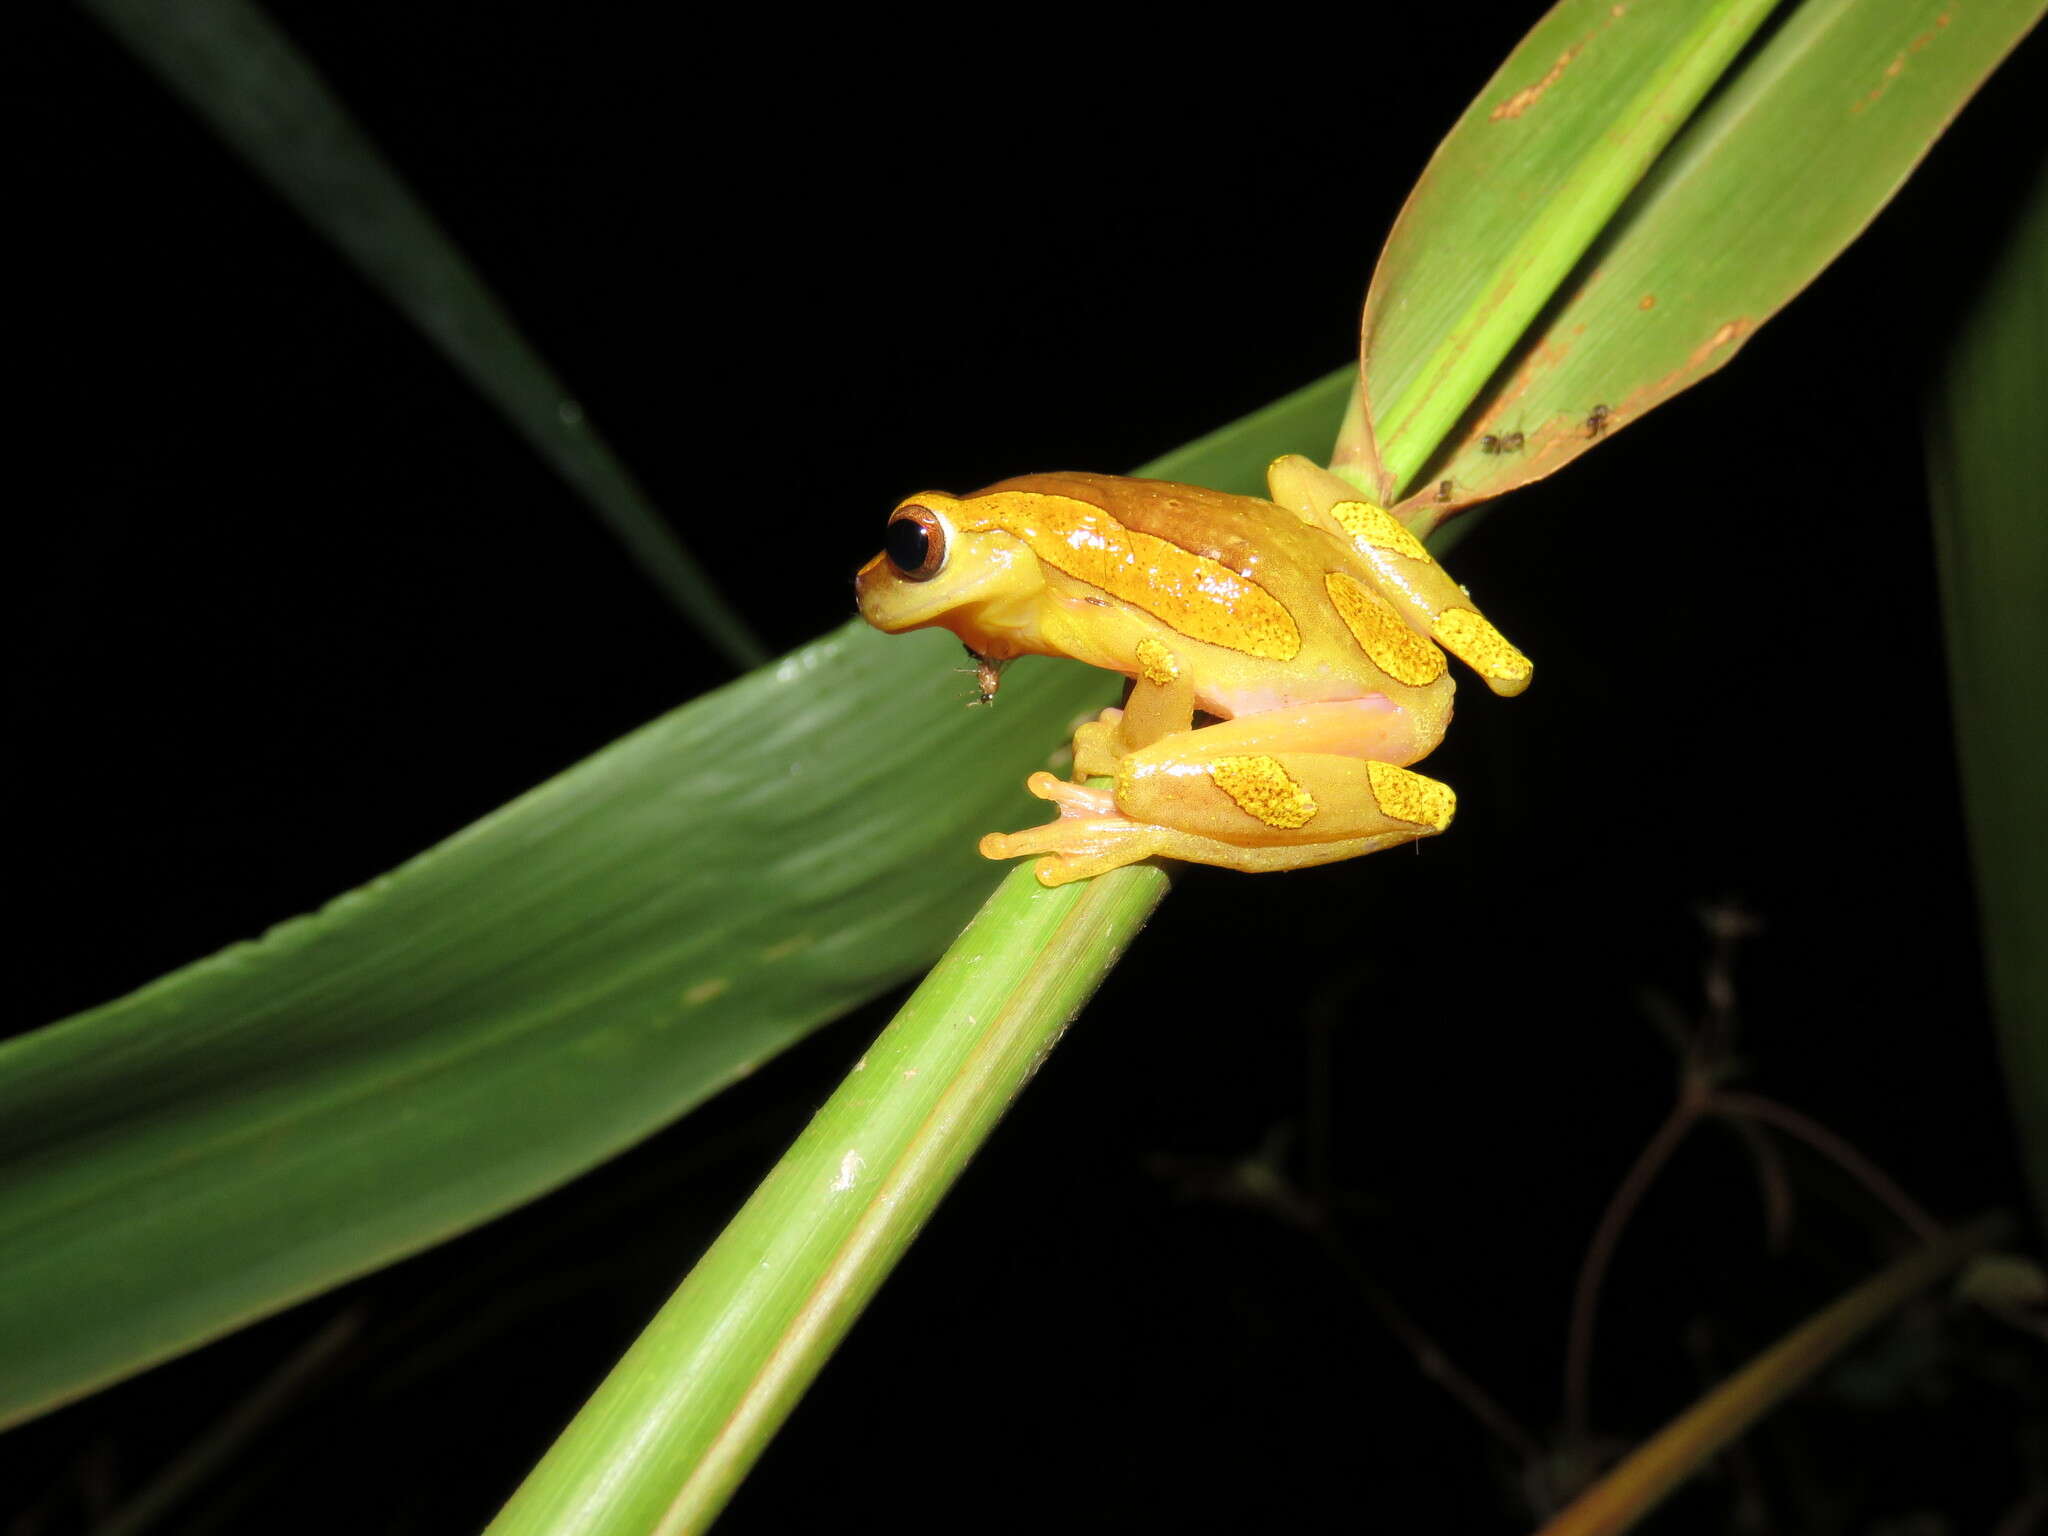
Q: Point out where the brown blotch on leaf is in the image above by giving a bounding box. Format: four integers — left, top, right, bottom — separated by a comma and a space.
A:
1490, 45, 1581, 120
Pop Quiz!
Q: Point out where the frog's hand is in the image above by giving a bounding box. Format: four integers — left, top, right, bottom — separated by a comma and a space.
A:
1266, 454, 1532, 698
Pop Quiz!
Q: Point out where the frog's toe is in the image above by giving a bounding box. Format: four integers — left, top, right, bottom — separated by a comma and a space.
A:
981, 806, 1165, 884
1030, 853, 1087, 887
979, 826, 1028, 861
1023, 771, 1117, 817
980, 815, 1127, 861
1028, 840, 1166, 886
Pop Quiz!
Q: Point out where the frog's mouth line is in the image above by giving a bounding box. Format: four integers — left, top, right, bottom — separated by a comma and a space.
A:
945, 591, 1042, 657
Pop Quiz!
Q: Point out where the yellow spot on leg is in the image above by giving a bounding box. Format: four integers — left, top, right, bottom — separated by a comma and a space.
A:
1432, 607, 1534, 696
1329, 500, 1431, 562
1324, 573, 1446, 686
1210, 754, 1318, 829
1135, 637, 1180, 685
1366, 761, 1456, 831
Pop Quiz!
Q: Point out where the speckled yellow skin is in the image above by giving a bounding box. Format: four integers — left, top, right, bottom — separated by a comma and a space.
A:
855, 455, 1531, 886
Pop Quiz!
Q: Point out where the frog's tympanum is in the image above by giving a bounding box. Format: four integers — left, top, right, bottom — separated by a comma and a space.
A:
855, 455, 1530, 886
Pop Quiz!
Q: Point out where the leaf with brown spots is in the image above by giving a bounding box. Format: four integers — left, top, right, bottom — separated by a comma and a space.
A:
1333, 0, 2045, 536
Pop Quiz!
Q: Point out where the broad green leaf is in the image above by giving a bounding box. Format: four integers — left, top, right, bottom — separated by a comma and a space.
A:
0, 375, 1347, 1428
77, 0, 767, 667
0, 626, 1102, 1427
1337, 0, 1780, 505
1926, 168, 2048, 1224
1144, 367, 1355, 496
1338, 0, 2044, 529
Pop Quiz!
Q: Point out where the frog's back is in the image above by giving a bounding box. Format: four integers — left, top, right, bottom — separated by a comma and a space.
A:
975, 471, 1310, 561
971, 470, 1401, 697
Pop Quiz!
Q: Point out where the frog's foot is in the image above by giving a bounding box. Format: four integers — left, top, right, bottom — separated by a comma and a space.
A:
979, 770, 1169, 886
1070, 708, 1125, 780
1016, 770, 1115, 819
981, 796, 1427, 886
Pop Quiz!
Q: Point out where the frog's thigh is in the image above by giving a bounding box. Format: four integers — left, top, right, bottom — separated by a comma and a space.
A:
1179, 696, 1443, 767
1116, 744, 1455, 847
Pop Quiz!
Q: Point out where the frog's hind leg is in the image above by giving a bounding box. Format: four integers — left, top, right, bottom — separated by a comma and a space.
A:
982, 750, 1456, 885
1117, 747, 1455, 853
1266, 454, 1533, 698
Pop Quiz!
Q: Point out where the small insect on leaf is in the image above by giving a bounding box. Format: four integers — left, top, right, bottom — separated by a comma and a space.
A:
1479, 431, 1525, 455
1585, 403, 1612, 439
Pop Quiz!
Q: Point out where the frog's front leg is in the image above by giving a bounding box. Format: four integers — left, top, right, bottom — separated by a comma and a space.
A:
985, 701, 1455, 886
1071, 637, 1197, 779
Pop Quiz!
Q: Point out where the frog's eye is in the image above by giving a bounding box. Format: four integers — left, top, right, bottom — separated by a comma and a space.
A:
885, 504, 948, 581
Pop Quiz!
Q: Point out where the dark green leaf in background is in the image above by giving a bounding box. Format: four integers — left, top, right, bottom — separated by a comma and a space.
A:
1926, 166, 2048, 1226
77, 0, 766, 666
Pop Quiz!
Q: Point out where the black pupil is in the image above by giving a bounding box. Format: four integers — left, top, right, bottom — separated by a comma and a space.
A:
886, 516, 931, 574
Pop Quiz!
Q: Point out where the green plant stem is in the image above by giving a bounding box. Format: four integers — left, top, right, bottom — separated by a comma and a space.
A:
485, 854, 1169, 1536
1536, 1216, 2005, 1536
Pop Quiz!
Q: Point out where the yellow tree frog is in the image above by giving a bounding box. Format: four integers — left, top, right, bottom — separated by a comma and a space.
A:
855, 454, 1531, 886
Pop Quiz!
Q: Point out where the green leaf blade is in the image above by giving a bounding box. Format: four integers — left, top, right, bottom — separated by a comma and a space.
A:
1341, 0, 1782, 502
0, 623, 1109, 1426
1135, 367, 1355, 492
1363, 0, 2045, 527
1925, 166, 2048, 1224
77, 0, 767, 665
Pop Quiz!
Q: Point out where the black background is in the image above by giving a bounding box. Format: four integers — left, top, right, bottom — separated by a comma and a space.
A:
14, 5, 2043, 1533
